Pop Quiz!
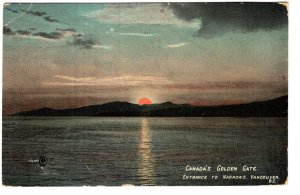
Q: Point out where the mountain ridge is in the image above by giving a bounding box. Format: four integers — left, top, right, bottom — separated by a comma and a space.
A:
12, 95, 288, 117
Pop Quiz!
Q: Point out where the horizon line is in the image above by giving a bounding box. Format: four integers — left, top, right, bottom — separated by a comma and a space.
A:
6, 95, 288, 116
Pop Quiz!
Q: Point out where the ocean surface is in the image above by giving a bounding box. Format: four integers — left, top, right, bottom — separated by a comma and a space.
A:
2, 117, 287, 186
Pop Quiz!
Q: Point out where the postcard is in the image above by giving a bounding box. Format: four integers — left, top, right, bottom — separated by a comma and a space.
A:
2, 2, 288, 186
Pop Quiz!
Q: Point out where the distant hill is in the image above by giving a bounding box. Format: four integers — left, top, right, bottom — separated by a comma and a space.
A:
12, 96, 288, 117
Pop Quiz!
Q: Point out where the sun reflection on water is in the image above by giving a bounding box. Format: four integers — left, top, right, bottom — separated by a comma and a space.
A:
137, 118, 156, 185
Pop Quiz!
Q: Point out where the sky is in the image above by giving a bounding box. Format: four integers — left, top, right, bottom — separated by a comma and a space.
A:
3, 3, 288, 115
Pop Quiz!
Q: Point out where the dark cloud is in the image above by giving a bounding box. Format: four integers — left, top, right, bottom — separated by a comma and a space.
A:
3, 26, 16, 36
20, 9, 47, 16
19, 9, 60, 23
69, 35, 96, 49
4, 26, 32, 36
16, 30, 31, 35
3, 25, 79, 41
3, 26, 61, 39
33, 31, 63, 39
169, 2, 288, 37
5, 7, 19, 13
56, 28, 77, 32
43, 16, 60, 23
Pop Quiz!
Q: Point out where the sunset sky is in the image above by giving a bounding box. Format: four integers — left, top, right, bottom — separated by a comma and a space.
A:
3, 3, 288, 115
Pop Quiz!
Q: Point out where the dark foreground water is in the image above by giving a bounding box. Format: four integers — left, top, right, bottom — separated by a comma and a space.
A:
2, 117, 287, 186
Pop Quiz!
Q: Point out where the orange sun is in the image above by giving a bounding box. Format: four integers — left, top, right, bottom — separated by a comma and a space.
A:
138, 97, 152, 105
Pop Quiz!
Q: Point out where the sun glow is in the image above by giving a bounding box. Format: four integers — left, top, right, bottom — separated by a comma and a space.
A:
138, 97, 152, 105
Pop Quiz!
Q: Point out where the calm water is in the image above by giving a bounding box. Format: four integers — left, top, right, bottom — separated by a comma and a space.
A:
2, 117, 287, 186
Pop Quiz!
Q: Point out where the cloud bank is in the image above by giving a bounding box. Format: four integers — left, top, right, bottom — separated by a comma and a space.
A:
68, 34, 97, 49
169, 2, 288, 37
5, 7, 19, 13
21, 8, 61, 23
43, 74, 173, 87
3, 25, 109, 49
20, 9, 46, 16
3, 26, 16, 35
33, 31, 64, 39
84, 3, 201, 28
